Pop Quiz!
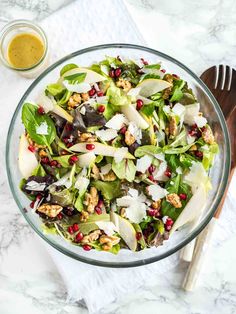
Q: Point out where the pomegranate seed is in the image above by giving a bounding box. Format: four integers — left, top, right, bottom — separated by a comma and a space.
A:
75, 232, 84, 242
109, 68, 115, 78
115, 68, 122, 77
164, 168, 172, 178
68, 226, 74, 234
161, 69, 166, 73
147, 209, 158, 217
165, 225, 172, 231
65, 124, 73, 131
66, 142, 73, 148
153, 125, 158, 132
41, 157, 49, 164
57, 213, 63, 220
136, 99, 144, 111
148, 165, 156, 174
88, 88, 96, 97
69, 155, 79, 165
148, 175, 154, 181
172, 74, 179, 79
98, 200, 104, 208
141, 58, 148, 65
179, 193, 187, 200
188, 129, 197, 137
63, 137, 69, 144
28, 145, 35, 153
97, 105, 105, 113
37, 106, 45, 115
192, 123, 198, 129
95, 206, 102, 215
72, 223, 79, 232
136, 232, 142, 241
30, 201, 35, 209
195, 150, 203, 158
201, 126, 206, 132
97, 91, 104, 97
166, 218, 174, 227
86, 143, 95, 150
119, 126, 127, 134
56, 162, 62, 168
36, 194, 42, 201
83, 244, 92, 251
50, 160, 58, 167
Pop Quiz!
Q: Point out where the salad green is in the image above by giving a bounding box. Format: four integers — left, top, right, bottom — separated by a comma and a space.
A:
18, 56, 218, 253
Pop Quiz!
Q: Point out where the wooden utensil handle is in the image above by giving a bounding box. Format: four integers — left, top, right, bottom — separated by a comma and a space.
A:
182, 217, 217, 291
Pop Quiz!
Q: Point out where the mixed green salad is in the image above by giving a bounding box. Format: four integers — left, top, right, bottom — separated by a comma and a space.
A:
19, 56, 218, 253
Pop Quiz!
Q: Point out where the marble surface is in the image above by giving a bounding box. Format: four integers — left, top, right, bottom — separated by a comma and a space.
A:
1, 0, 236, 313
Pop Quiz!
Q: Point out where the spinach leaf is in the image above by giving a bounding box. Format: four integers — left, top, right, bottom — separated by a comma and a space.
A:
22, 103, 56, 147
60, 63, 78, 76
112, 159, 136, 182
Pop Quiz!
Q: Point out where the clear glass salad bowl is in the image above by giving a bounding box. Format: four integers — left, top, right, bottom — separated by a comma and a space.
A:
6, 44, 230, 267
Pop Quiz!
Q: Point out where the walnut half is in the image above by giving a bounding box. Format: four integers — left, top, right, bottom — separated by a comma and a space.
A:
37, 204, 63, 218
99, 235, 120, 251
84, 187, 99, 213
166, 193, 182, 208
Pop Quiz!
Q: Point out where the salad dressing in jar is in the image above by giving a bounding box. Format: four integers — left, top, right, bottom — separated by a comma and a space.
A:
0, 20, 49, 78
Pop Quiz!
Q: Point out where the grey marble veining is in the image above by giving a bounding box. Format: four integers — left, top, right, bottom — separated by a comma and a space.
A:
0, 0, 236, 313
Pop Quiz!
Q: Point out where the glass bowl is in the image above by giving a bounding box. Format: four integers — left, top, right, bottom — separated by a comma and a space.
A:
6, 44, 230, 267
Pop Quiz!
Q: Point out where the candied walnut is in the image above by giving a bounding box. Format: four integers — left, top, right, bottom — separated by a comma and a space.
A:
38, 149, 47, 157
84, 187, 99, 213
78, 132, 97, 143
91, 164, 100, 180
37, 204, 62, 218
81, 93, 89, 102
80, 210, 89, 222
162, 74, 173, 99
202, 126, 215, 144
100, 170, 116, 182
99, 235, 120, 250
151, 199, 161, 210
166, 193, 182, 208
68, 93, 81, 110
116, 78, 132, 92
81, 230, 102, 244
125, 130, 135, 146
169, 116, 177, 137
189, 144, 197, 151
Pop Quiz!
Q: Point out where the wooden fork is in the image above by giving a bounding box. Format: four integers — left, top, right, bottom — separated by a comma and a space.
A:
182, 65, 236, 291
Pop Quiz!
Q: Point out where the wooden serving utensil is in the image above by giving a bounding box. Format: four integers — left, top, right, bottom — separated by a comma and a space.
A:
182, 65, 236, 291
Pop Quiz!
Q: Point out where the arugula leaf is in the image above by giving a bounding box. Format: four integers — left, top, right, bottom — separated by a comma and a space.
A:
179, 153, 198, 169
46, 83, 65, 97
165, 154, 180, 172
170, 79, 186, 102
135, 145, 162, 157
22, 103, 56, 147
91, 180, 121, 200
112, 159, 136, 182
60, 63, 78, 76
64, 72, 86, 84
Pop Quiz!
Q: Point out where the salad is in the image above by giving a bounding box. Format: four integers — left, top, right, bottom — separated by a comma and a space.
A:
18, 56, 218, 254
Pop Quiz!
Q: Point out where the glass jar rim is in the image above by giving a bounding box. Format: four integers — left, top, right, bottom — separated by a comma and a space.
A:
0, 19, 48, 71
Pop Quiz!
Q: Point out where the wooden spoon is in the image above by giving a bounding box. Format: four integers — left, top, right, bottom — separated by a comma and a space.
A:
182, 65, 236, 291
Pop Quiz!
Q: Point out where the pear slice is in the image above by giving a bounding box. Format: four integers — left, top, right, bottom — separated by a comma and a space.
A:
111, 212, 137, 251
121, 104, 149, 129
37, 93, 73, 123
70, 142, 134, 159
60, 67, 107, 84
137, 79, 172, 97
169, 184, 207, 236
77, 152, 96, 168
18, 134, 38, 179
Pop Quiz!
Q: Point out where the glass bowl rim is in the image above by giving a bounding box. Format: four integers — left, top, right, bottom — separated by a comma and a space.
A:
6, 43, 231, 267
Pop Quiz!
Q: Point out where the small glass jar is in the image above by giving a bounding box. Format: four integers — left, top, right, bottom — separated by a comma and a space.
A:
0, 19, 49, 78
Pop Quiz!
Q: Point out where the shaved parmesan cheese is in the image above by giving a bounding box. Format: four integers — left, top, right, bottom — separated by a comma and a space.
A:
74, 176, 89, 192
176, 167, 183, 174
63, 80, 91, 93
148, 184, 168, 201
194, 116, 207, 128
127, 188, 139, 198
172, 103, 185, 116
95, 221, 118, 236
95, 96, 108, 104
25, 181, 46, 191
36, 122, 48, 135
105, 113, 128, 130
184, 162, 209, 192
184, 103, 200, 125
163, 105, 171, 114
157, 130, 165, 142
100, 163, 112, 175
95, 129, 118, 141
153, 161, 169, 181
80, 106, 86, 115
136, 155, 152, 173
114, 147, 128, 163
125, 203, 147, 223
162, 216, 168, 224
128, 121, 142, 144
53, 172, 72, 189
100, 64, 109, 75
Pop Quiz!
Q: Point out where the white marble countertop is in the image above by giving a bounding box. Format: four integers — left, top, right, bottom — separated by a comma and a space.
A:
1, 0, 236, 313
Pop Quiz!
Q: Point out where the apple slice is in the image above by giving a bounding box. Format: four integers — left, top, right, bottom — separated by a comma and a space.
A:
70, 142, 134, 159
37, 93, 73, 123
121, 104, 149, 129
137, 79, 172, 97
60, 67, 107, 84
77, 152, 96, 168
18, 134, 38, 179
169, 184, 207, 236
110, 212, 137, 251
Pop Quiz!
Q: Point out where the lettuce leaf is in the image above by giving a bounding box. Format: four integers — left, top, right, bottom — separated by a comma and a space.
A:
91, 180, 121, 200
112, 159, 136, 182
135, 145, 162, 157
